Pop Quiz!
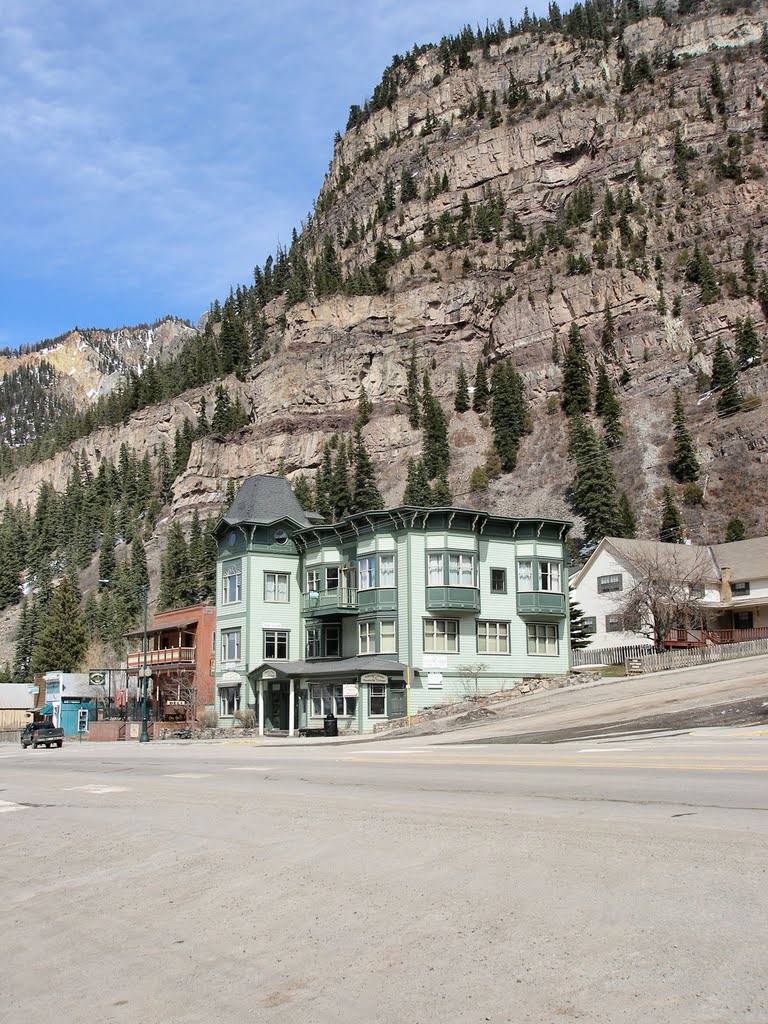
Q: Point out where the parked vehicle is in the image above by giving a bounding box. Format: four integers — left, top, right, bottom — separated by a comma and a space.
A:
21, 722, 65, 749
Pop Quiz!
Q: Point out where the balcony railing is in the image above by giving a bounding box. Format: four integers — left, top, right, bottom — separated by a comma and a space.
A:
666, 626, 768, 647
126, 647, 196, 671
425, 586, 481, 612
516, 591, 566, 617
301, 587, 358, 616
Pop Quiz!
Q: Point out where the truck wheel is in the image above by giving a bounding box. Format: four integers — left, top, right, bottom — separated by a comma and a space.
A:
56, 741, 63, 748
33, 742, 39, 749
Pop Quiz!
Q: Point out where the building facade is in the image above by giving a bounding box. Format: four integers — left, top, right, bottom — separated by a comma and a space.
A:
214, 476, 572, 735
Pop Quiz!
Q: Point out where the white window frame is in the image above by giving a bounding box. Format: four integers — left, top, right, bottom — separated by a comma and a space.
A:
539, 561, 561, 593
264, 630, 289, 660
369, 684, 387, 717
448, 553, 475, 587
222, 561, 242, 604
517, 560, 534, 591
527, 623, 559, 656
427, 553, 443, 586
310, 684, 357, 718
221, 629, 241, 662
264, 571, 290, 603
379, 554, 395, 588
306, 626, 322, 658
424, 619, 459, 653
380, 619, 396, 654
306, 569, 321, 593
477, 620, 509, 654
220, 686, 240, 716
357, 557, 376, 590
358, 621, 375, 655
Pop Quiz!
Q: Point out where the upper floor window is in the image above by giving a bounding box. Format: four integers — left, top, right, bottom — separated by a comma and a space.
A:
424, 619, 459, 653
605, 614, 624, 632
222, 560, 242, 604
582, 616, 597, 634
358, 557, 376, 590
264, 630, 289, 660
221, 629, 241, 662
306, 624, 339, 659
732, 581, 751, 596
356, 554, 395, 591
306, 569, 321, 593
539, 561, 561, 592
517, 560, 534, 590
598, 573, 623, 593
358, 619, 396, 655
428, 552, 477, 588
491, 568, 507, 594
264, 571, 289, 603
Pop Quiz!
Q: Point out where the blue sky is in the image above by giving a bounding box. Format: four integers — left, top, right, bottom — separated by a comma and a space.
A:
1, 0, 534, 349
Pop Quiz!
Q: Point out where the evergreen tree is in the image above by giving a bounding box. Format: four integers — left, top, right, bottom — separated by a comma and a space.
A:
561, 322, 591, 415
30, 576, 87, 674
717, 363, 742, 416
130, 535, 150, 595
421, 372, 450, 480
330, 439, 352, 521
601, 303, 616, 354
0, 510, 24, 610
569, 416, 619, 543
686, 245, 719, 304
711, 339, 732, 390
200, 516, 218, 602
472, 359, 489, 412
569, 595, 592, 650
350, 430, 383, 513
431, 473, 453, 506
188, 510, 205, 599
725, 517, 746, 542
616, 492, 637, 538
659, 486, 684, 543
670, 387, 700, 482
735, 315, 761, 365
594, 363, 623, 447
225, 478, 238, 507
13, 597, 37, 682
490, 362, 530, 472
454, 364, 470, 412
158, 521, 192, 611
353, 385, 373, 429
314, 443, 335, 521
157, 442, 174, 504
293, 474, 314, 512
742, 234, 757, 296
402, 458, 432, 506
98, 508, 117, 591
406, 342, 421, 427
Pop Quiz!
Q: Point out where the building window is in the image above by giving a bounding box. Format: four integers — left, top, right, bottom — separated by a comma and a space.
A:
264, 630, 289, 660
448, 553, 475, 586
424, 619, 459, 653
689, 583, 705, 599
306, 626, 321, 658
219, 686, 240, 716
221, 629, 241, 662
428, 553, 443, 586
527, 623, 559, 656
358, 621, 375, 655
370, 684, 387, 716
539, 561, 561, 592
306, 569, 321, 593
477, 621, 509, 654
379, 554, 395, 588
732, 582, 751, 596
605, 614, 624, 633
598, 574, 623, 593
582, 616, 597, 634
734, 611, 754, 629
222, 561, 242, 604
311, 684, 357, 718
325, 625, 340, 657
264, 572, 289, 602
357, 557, 376, 590
517, 560, 534, 591
380, 619, 396, 654
326, 567, 339, 590
491, 568, 507, 594
306, 624, 339, 659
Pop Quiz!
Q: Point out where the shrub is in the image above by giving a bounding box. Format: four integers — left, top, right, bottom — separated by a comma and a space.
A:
469, 466, 489, 492
682, 483, 704, 506
198, 709, 219, 730
741, 393, 762, 412
234, 708, 257, 729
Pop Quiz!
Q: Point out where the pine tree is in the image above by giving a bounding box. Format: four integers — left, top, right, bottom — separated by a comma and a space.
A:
561, 322, 591, 415
200, 516, 218, 602
354, 385, 373, 429
472, 359, 489, 412
686, 245, 719, 304
13, 597, 37, 682
742, 234, 757, 296
569, 595, 592, 650
616, 492, 637, 538
293, 474, 314, 512
670, 387, 700, 482
406, 342, 420, 427
594, 363, 623, 447
711, 339, 732, 390
402, 458, 432, 506
717, 364, 742, 416
421, 372, 450, 480
157, 442, 174, 503
601, 303, 616, 353
30, 576, 87, 674
98, 508, 116, 591
330, 440, 352, 520
130, 534, 150, 594
225, 478, 238, 507
454, 364, 470, 412
490, 362, 530, 472
0, 510, 23, 610
158, 521, 191, 611
350, 430, 383, 513
431, 473, 453, 506
569, 416, 619, 543
735, 315, 761, 365
659, 486, 684, 543
725, 517, 746, 542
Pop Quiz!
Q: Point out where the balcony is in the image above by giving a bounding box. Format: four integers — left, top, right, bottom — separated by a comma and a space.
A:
426, 586, 481, 613
516, 592, 566, 617
301, 587, 358, 617
126, 647, 196, 672
666, 626, 768, 648
357, 588, 397, 614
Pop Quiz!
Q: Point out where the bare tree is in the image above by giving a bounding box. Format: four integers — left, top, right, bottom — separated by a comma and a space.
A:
614, 546, 714, 648
458, 663, 488, 698
159, 670, 199, 725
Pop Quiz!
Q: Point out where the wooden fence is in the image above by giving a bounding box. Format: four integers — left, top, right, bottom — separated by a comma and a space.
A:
635, 635, 768, 673
572, 644, 655, 667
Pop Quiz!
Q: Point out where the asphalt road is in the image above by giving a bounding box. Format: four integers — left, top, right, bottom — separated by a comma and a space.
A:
2, 723, 767, 1024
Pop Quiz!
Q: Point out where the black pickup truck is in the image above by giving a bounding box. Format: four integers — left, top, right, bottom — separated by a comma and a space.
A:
21, 722, 64, 749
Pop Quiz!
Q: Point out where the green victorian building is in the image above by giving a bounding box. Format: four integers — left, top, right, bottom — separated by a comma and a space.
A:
214, 475, 572, 735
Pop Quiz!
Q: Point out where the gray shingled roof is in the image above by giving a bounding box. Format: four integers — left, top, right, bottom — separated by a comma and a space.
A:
222, 475, 312, 528
712, 537, 768, 583
607, 538, 720, 580
251, 658, 407, 678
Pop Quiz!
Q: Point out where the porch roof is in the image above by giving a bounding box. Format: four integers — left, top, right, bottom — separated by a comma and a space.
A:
250, 658, 407, 680
124, 620, 197, 639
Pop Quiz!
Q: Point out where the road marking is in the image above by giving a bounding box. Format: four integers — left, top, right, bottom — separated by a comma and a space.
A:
227, 767, 271, 771
578, 747, 633, 753
164, 773, 212, 779
64, 785, 129, 794
0, 800, 27, 813
0, 753, 20, 758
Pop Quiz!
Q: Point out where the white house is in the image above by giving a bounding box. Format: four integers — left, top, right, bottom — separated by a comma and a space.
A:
571, 536, 768, 650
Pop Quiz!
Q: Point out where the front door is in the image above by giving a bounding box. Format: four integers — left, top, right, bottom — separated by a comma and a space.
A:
389, 686, 407, 718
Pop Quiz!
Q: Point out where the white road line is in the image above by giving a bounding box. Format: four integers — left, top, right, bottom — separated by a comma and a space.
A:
0, 753, 20, 758
164, 773, 212, 779
227, 767, 271, 771
0, 800, 26, 813
578, 747, 633, 753
64, 785, 130, 794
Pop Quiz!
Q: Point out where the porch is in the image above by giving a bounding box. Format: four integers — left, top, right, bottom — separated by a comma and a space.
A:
665, 626, 768, 648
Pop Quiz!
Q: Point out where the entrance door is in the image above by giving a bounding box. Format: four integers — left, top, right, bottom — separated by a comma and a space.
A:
389, 686, 407, 718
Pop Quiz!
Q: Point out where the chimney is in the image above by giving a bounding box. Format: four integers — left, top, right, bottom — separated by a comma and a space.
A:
720, 566, 732, 602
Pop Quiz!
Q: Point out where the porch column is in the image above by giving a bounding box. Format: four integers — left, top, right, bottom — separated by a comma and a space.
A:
288, 678, 295, 737
257, 678, 264, 736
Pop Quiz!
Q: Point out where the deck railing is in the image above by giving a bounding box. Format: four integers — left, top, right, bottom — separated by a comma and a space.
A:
126, 647, 196, 670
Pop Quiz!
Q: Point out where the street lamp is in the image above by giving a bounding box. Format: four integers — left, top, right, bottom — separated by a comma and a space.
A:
100, 579, 151, 744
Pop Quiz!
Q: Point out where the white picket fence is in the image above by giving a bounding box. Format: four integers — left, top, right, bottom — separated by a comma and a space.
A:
572, 636, 768, 672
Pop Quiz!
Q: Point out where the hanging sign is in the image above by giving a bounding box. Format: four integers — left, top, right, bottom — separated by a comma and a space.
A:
343, 684, 359, 698
360, 672, 388, 684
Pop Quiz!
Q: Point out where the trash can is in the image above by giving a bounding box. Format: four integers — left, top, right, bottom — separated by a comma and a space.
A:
323, 712, 338, 737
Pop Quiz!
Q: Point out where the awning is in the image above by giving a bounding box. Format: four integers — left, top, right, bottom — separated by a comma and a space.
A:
249, 659, 407, 680
35, 704, 53, 715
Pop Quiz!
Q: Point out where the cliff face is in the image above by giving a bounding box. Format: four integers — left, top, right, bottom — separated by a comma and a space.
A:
1, 6, 768, 545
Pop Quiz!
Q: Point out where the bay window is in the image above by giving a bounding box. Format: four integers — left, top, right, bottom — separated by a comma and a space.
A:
539, 562, 561, 592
